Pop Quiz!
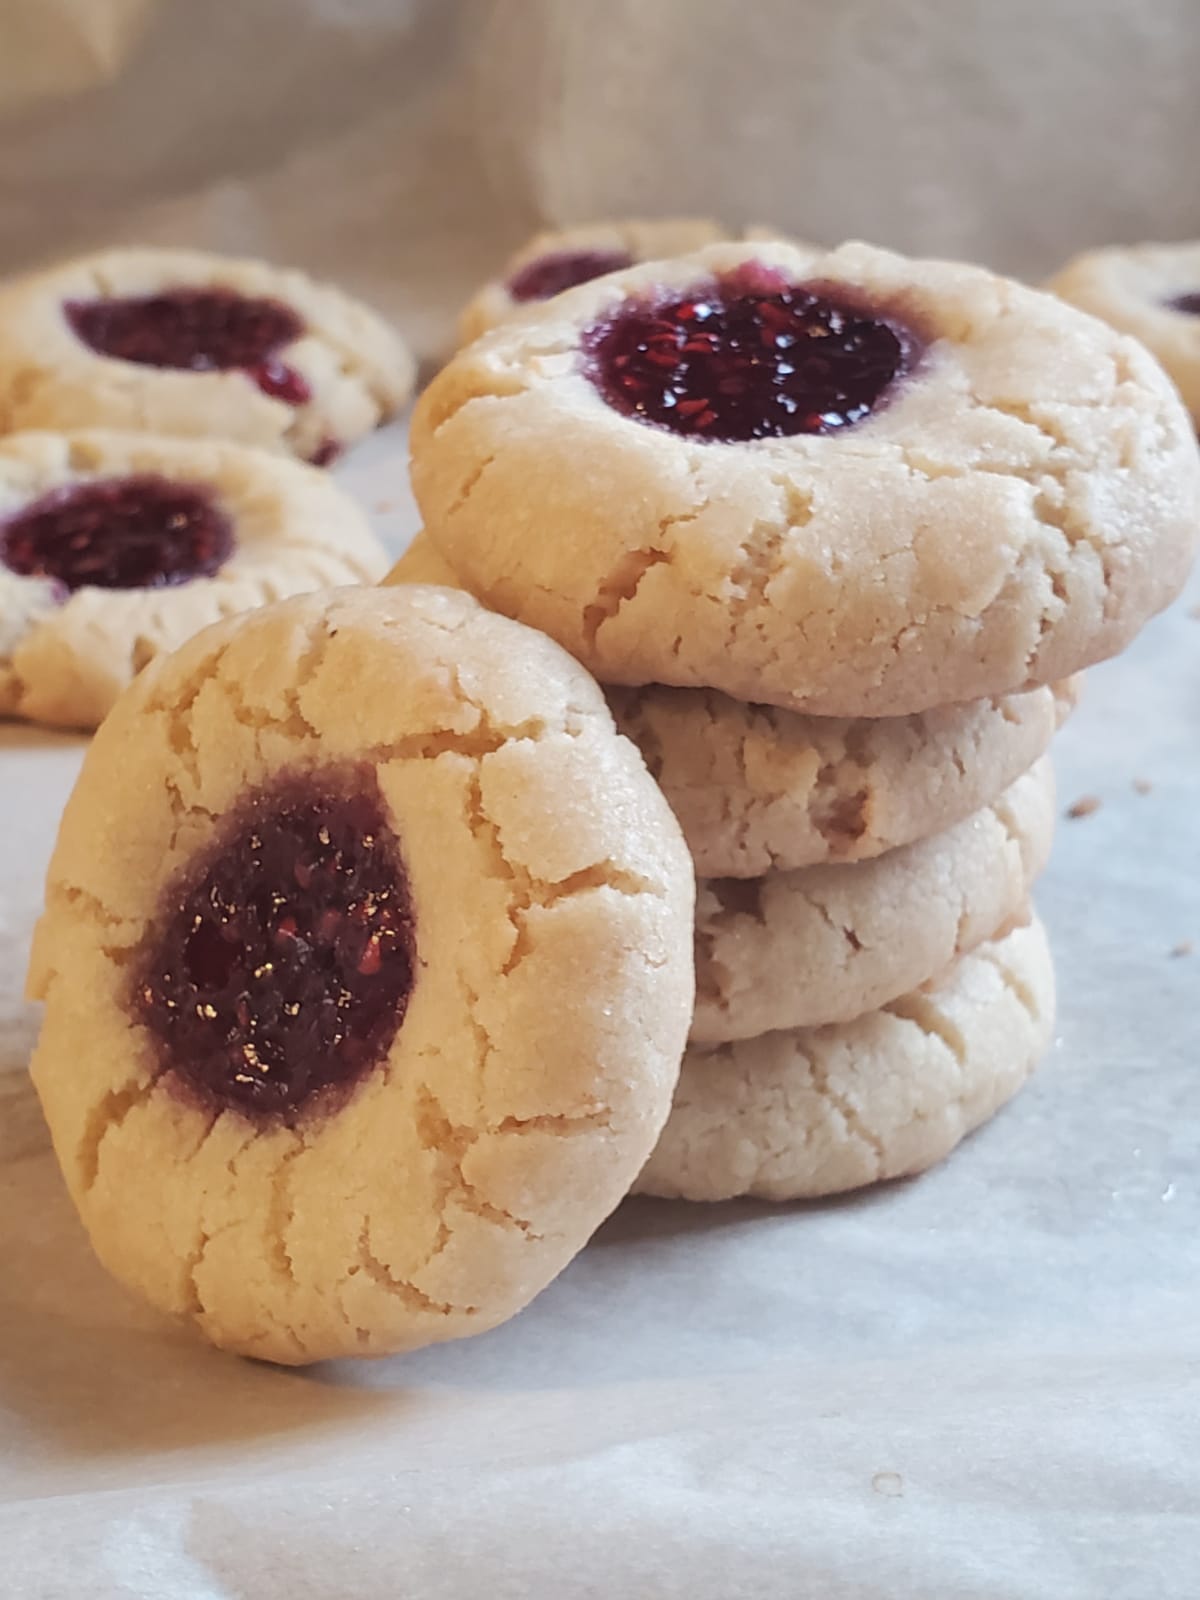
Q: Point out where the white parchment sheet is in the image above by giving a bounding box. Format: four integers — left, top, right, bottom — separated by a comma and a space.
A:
1, 3, 1199, 1594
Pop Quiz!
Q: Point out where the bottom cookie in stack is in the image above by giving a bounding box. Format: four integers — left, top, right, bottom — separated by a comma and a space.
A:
635, 915, 1055, 1202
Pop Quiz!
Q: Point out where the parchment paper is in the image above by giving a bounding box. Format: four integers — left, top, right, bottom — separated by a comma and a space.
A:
1, 4, 1199, 1595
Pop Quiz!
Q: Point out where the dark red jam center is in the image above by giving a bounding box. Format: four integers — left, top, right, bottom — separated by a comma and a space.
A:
133, 768, 416, 1119
65, 288, 312, 404
0, 474, 233, 591
1167, 292, 1200, 315
584, 266, 921, 441
508, 248, 633, 302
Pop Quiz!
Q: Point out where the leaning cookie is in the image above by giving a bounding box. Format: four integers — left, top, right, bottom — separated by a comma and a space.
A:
0, 429, 387, 729
457, 218, 804, 345
637, 916, 1054, 1202
0, 247, 415, 462
1047, 241, 1200, 424
693, 757, 1054, 1041
414, 238, 1199, 716
386, 534, 1076, 876
27, 585, 694, 1364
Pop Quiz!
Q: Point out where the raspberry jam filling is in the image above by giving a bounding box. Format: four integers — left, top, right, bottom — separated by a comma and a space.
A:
584, 265, 921, 441
508, 248, 633, 302
0, 474, 233, 591
1167, 292, 1200, 315
64, 288, 312, 404
133, 768, 417, 1119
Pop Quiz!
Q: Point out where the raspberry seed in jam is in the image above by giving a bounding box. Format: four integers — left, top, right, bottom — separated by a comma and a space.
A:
1167, 292, 1200, 315
134, 768, 417, 1120
508, 249, 633, 302
584, 270, 921, 441
65, 288, 312, 404
0, 474, 233, 591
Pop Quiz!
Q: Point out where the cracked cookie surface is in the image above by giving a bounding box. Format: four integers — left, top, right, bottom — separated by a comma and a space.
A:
457, 218, 802, 345
693, 757, 1054, 1041
0, 429, 388, 729
0, 247, 414, 461
1047, 240, 1200, 424
388, 534, 1075, 876
27, 585, 694, 1363
637, 916, 1054, 1201
413, 238, 1200, 716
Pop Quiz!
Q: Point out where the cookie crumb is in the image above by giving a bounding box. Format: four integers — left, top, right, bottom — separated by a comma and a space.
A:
1066, 794, 1102, 819
1170, 939, 1193, 959
1132, 777, 1153, 795
374, 499, 395, 513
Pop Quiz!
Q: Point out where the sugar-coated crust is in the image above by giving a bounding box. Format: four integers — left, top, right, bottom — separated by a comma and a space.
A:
692, 758, 1053, 1040
0, 430, 387, 729
27, 586, 694, 1363
0, 247, 415, 459
636, 916, 1054, 1201
413, 239, 1200, 716
457, 218, 803, 345
386, 535, 1076, 875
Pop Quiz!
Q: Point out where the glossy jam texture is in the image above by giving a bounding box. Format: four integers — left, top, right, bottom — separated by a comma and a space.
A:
508, 248, 633, 302
584, 265, 921, 441
133, 768, 417, 1119
0, 474, 233, 590
65, 288, 312, 403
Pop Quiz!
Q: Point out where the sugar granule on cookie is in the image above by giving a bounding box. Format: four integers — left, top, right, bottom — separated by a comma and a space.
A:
414, 238, 1200, 717
0, 429, 388, 729
0, 247, 415, 462
26, 585, 694, 1365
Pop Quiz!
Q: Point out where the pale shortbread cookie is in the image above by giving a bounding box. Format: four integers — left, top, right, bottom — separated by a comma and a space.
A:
1047, 241, 1200, 423
412, 238, 1200, 716
0, 430, 387, 729
0, 247, 415, 461
386, 533, 1075, 876
27, 586, 694, 1364
693, 757, 1054, 1041
637, 916, 1054, 1201
458, 218, 801, 345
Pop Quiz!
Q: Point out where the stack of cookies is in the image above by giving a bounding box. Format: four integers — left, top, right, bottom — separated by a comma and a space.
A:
397, 236, 1200, 1202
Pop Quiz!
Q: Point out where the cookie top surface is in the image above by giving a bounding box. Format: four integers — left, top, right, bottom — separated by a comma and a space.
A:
413, 238, 1200, 716
0, 429, 387, 729
28, 585, 694, 1363
1048, 240, 1200, 420
0, 247, 415, 462
637, 915, 1055, 1202
457, 218, 800, 345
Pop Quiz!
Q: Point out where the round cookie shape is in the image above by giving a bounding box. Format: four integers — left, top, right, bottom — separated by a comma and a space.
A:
0, 248, 415, 462
693, 757, 1054, 1041
0, 430, 388, 729
385, 533, 1076, 877
1047, 241, 1200, 423
414, 238, 1200, 717
27, 585, 695, 1364
636, 916, 1055, 1202
456, 218, 800, 346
